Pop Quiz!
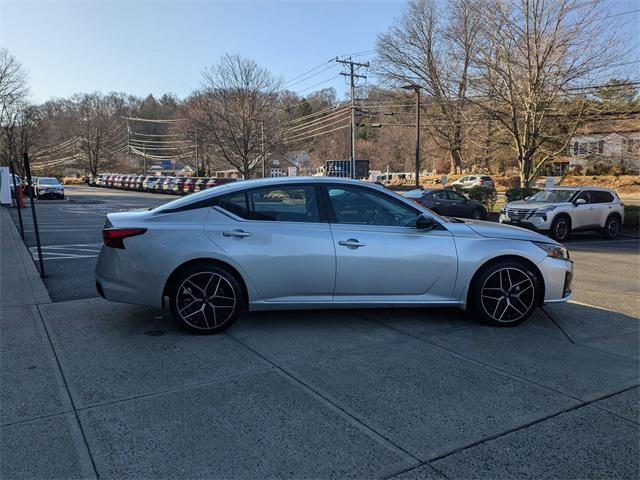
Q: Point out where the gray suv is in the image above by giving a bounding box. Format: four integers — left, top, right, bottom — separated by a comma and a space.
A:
499, 187, 624, 241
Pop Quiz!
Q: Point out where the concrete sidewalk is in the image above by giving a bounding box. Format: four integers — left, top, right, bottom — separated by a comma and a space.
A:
1, 204, 638, 479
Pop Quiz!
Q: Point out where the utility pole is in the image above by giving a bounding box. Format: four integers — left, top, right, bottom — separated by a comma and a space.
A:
127, 119, 131, 170
194, 131, 199, 175
402, 84, 423, 188
337, 57, 368, 179
143, 142, 147, 174
261, 121, 266, 178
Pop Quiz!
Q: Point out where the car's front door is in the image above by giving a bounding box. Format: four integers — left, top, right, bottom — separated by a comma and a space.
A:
324, 185, 458, 303
571, 190, 594, 229
205, 185, 335, 303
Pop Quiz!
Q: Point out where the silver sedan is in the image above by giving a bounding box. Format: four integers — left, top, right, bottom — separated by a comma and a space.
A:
95, 177, 573, 334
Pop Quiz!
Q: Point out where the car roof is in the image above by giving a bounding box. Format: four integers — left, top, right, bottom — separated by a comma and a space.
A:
545, 186, 615, 192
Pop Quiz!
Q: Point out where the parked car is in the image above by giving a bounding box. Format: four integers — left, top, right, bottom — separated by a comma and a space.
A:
34, 177, 64, 199
161, 177, 176, 193
404, 188, 487, 220
450, 175, 495, 191
193, 177, 210, 193
172, 177, 188, 195
499, 187, 624, 241
105, 174, 116, 188
144, 176, 164, 192
96, 177, 573, 335
182, 177, 197, 194
205, 177, 236, 189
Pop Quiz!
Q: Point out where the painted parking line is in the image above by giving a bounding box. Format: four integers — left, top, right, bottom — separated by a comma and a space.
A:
29, 243, 102, 261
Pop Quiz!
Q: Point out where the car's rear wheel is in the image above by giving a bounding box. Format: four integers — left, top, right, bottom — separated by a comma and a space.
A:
550, 215, 571, 242
471, 208, 485, 220
471, 260, 539, 327
603, 214, 621, 239
169, 265, 244, 334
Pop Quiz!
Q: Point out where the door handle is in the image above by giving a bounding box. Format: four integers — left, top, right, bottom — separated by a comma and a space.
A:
223, 229, 251, 238
338, 239, 366, 248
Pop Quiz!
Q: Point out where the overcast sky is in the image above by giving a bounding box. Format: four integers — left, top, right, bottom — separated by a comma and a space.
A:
1, 0, 638, 103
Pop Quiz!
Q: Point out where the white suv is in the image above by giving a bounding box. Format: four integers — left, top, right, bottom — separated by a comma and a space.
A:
499, 187, 624, 241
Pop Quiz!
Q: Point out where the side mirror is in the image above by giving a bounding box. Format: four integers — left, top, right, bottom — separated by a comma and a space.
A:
575, 198, 586, 205
417, 214, 436, 230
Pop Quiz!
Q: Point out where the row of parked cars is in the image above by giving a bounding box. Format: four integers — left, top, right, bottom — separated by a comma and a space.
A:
92, 174, 236, 194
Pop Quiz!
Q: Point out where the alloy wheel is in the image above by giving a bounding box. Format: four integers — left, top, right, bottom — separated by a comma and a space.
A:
175, 272, 236, 330
480, 267, 535, 323
607, 218, 619, 237
554, 219, 569, 240
472, 209, 483, 220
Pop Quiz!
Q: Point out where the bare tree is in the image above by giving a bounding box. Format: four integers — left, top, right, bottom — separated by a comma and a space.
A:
473, 0, 627, 186
376, 0, 483, 173
0, 48, 28, 169
188, 54, 283, 179
74, 93, 127, 175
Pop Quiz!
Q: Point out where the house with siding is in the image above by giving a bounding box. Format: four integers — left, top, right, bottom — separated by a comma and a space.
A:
565, 116, 640, 173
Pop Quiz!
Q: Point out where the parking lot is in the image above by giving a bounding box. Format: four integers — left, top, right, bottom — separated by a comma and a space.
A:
2, 185, 639, 479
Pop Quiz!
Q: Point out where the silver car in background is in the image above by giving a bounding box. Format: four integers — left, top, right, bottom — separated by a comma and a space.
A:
96, 177, 573, 334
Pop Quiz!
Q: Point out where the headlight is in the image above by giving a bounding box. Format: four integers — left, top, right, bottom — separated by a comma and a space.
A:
533, 241, 570, 261
532, 206, 556, 216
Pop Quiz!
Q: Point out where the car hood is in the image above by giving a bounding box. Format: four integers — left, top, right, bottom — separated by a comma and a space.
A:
505, 200, 571, 210
462, 219, 559, 244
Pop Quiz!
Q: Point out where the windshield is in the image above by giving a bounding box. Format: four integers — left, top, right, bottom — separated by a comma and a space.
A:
527, 189, 577, 203
38, 178, 59, 185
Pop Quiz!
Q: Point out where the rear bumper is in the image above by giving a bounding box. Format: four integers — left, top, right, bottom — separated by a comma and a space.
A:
95, 246, 164, 308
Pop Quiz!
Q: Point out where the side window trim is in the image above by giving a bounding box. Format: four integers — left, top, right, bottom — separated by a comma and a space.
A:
215, 184, 328, 224
320, 183, 420, 227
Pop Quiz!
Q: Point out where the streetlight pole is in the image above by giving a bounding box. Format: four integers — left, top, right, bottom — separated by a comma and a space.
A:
402, 84, 423, 188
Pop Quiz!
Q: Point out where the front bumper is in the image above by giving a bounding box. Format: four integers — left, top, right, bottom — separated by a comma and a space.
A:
37, 190, 64, 199
538, 256, 573, 304
499, 213, 553, 232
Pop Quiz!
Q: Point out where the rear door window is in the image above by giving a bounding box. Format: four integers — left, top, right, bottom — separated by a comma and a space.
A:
590, 191, 614, 203
216, 186, 320, 223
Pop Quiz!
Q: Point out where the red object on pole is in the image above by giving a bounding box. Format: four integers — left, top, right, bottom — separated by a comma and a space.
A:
16, 184, 25, 209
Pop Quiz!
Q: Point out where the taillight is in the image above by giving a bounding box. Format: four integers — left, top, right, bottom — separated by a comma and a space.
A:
102, 228, 147, 249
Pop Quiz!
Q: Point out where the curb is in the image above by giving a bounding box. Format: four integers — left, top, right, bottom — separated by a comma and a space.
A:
0, 206, 51, 306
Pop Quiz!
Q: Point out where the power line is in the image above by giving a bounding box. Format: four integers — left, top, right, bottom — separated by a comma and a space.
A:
284, 123, 351, 145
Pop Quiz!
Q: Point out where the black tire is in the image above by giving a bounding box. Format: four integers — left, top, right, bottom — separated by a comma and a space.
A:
168, 264, 245, 335
471, 260, 540, 327
550, 215, 571, 242
471, 208, 485, 220
603, 214, 621, 239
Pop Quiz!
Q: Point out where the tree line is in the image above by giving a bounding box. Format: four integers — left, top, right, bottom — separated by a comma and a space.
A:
1, 0, 638, 187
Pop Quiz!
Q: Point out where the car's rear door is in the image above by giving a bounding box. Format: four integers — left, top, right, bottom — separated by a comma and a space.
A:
323, 184, 457, 303
205, 184, 335, 303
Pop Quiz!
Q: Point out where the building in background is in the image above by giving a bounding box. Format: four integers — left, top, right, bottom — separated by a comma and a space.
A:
564, 116, 640, 174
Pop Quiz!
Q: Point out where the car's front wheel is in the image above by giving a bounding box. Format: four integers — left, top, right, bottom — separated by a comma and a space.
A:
471, 260, 540, 327
169, 264, 244, 334
550, 215, 571, 242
